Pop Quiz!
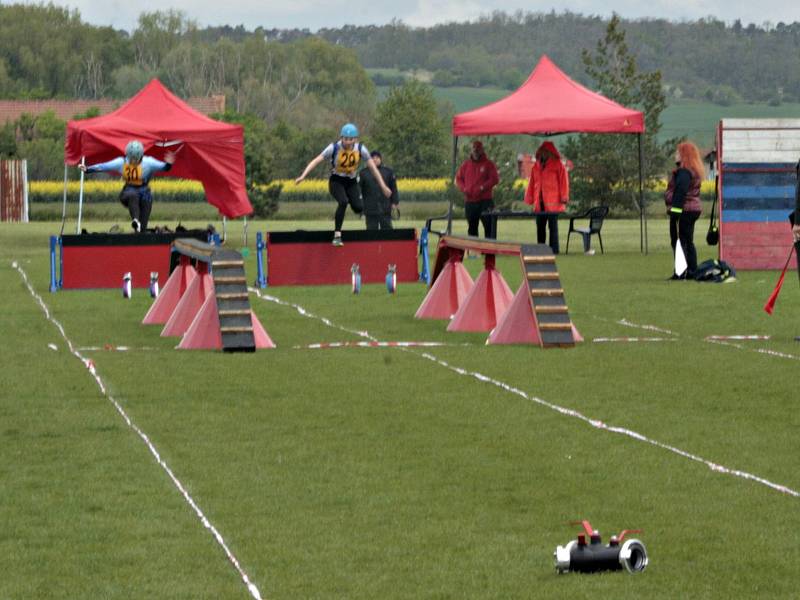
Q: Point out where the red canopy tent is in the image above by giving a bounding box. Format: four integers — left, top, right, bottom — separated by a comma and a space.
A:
450, 55, 648, 250
65, 79, 251, 221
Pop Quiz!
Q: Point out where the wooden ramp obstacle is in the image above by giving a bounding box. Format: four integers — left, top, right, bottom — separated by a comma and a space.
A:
418, 235, 579, 347
149, 238, 273, 352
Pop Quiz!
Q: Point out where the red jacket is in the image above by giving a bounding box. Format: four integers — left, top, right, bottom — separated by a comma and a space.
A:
524, 141, 569, 213
456, 155, 499, 202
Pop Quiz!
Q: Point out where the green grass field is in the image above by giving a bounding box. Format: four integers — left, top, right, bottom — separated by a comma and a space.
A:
2, 217, 800, 599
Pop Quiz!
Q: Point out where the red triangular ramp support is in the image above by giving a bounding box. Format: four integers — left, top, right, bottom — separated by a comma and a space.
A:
487, 283, 543, 346
447, 267, 514, 332
414, 260, 474, 320
251, 312, 276, 349
143, 259, 197, 325
178, 293, 275, 350
571, 323, 584, 342
178, 293, 221, 350
161, 268, 213, 337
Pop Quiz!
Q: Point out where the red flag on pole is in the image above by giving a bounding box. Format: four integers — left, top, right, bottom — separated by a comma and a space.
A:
763, 246, 795, 315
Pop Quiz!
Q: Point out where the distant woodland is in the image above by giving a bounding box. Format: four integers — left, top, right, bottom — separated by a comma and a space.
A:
3, 5, 800, 105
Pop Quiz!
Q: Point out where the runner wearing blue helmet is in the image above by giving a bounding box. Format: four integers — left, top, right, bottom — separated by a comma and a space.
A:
296, 123, 391, 246
81, 140, 176, 232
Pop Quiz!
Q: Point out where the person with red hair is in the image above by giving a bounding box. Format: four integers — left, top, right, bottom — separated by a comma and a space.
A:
665, 141, 706, 279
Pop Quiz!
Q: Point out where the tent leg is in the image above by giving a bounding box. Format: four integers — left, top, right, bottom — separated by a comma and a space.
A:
242, 215, 248, 247
447, 136, 459, 235
76, 157, 85, 235
638, 133, 647, 255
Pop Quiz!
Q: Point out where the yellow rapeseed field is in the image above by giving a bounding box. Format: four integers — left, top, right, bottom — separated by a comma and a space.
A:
30, 178, 715, 195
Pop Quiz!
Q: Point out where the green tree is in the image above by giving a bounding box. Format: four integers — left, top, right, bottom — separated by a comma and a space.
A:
0, 122, 17, 157
13, 111, 67, 179
563, 15, 675, 213
371, 80, 449, 177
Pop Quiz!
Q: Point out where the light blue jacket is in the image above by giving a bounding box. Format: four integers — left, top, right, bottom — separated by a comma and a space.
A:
86, 156, 171, 186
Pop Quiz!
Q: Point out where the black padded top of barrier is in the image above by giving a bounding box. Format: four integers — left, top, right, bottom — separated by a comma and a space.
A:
61, 230, 208, 246
267, 228, 416, 244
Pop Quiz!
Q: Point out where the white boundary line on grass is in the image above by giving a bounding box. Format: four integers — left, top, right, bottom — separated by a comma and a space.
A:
252, 290, 799, 499
295, 341, 461, 350
618, 317, 800, 362
14, 262, 263, 600
591, 337, 676, 343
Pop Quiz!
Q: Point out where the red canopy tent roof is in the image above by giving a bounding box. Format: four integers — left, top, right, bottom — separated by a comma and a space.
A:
65, 79, 251, 218
452, 55, 644, 136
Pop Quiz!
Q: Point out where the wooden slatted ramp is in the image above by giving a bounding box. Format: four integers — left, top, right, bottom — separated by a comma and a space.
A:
421, 235, 578, 347
520, 244, 575, 348
173, 238, 258, 352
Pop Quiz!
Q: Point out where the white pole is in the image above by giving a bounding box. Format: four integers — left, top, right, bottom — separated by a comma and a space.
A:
76, 157, 85, 234
60, 164, 68, 235
242, 215, 248, 247
22, 159, 29, 223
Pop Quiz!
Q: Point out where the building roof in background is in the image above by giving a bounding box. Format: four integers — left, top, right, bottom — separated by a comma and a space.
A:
0, 95, 225, 124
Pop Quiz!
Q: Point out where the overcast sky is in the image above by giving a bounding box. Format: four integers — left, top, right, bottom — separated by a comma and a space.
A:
13, 0, 800, 32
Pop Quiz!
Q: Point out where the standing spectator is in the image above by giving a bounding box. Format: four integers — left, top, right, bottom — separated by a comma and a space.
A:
455, 140, 499, 238
295, 123, 391, 246
665, 141, 705, 279
359, 150, 398, 230
80, 140, 175, 233
524, 141, 569, 254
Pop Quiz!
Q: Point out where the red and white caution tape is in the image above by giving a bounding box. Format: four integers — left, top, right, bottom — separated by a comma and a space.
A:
14, 261, 263, 600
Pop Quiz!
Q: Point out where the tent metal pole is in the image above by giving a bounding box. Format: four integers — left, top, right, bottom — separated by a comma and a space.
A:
60, 164, 68, 237
447, 136, 459, 235
76, 157, 85, 235
242, 215, 248, 247
638, 133, 647, 254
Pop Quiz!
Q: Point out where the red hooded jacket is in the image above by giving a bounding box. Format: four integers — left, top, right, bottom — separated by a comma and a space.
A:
456, 152, 499, 203
524, 141, 570, 213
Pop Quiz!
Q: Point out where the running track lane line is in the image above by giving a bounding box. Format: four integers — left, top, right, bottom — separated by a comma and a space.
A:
14, 262, 264, 600
251, 288, 800, 499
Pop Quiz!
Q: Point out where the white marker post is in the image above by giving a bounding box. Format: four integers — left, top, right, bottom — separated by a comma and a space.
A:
76, 156, 85, 234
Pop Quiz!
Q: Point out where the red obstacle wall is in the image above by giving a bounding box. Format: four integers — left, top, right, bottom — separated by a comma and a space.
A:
60, 231, 207, 289
266, 229, 419, 286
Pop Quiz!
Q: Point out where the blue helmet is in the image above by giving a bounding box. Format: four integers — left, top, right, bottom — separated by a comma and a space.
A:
340, 123, 359, 138
125, 140, 144, 162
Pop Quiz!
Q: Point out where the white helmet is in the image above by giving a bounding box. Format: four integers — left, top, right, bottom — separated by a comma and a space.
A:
125, 140, 144, 162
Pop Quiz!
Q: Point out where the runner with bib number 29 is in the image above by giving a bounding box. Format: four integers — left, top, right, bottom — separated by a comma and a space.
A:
295, 123, 391, 246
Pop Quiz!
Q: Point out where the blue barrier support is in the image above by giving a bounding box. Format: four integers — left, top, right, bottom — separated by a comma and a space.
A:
49, 235, 58, 292
418, 227, 431, 285
256, 231, 267, 288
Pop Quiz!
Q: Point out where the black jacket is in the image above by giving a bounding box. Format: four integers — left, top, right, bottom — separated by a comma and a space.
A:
359, 165, 398, 216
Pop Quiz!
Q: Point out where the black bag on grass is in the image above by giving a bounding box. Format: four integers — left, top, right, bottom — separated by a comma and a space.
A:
694, 259, 736, 283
